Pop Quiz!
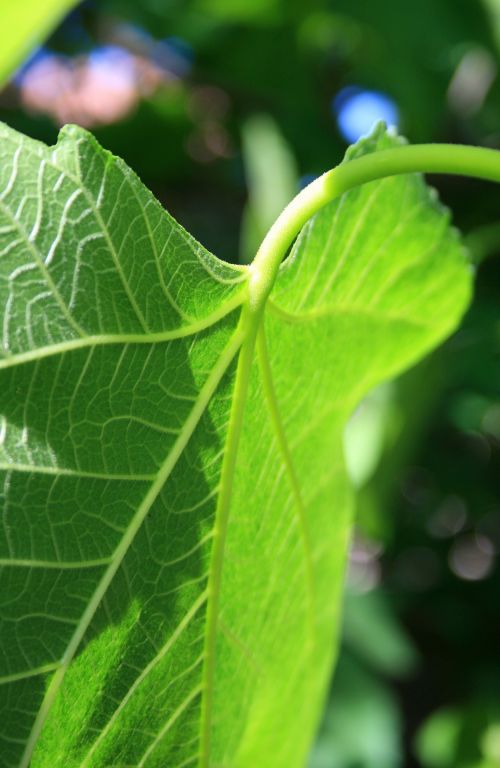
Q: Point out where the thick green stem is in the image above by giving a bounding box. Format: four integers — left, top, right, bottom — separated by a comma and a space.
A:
249, 142, 500, 310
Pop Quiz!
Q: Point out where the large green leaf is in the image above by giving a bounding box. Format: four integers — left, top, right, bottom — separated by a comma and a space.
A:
0, 0, 78, 87
0, 122, 471, 767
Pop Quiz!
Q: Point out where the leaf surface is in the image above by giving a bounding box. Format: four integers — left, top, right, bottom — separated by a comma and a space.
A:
0, 123, 471, 767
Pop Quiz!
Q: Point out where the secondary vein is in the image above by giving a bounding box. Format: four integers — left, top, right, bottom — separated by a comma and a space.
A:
256, 324, 316, 639
0, 290, 246, 370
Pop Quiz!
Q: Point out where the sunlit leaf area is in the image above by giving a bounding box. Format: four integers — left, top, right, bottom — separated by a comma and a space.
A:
0, 1, 499, 767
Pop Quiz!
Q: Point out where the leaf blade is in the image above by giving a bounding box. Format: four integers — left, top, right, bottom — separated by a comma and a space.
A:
0, 122, 472, 767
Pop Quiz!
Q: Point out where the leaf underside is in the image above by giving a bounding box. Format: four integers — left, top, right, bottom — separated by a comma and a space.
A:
0, 121, 471, 768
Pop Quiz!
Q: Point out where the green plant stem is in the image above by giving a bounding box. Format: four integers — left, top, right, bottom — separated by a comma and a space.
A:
249, 142, 500, 310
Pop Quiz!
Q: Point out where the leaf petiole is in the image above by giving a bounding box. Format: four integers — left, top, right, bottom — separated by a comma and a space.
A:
250, 141, 500, 311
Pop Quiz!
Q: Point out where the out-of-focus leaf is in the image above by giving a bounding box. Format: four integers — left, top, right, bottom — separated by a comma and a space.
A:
416, 707, 462, 768
344, 382, 395, 488
416, 705, 500, 768
240, 114, 299, 262
310, 655, 403, 768
0, 0, 77, 87
342, 590, 418, 677
465, 222, 500, 265
481, 722, 500, 764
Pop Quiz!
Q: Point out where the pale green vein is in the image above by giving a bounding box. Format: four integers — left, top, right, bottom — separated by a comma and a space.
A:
218, 620, 262, 675
70, 142, 151, 333
0, 463, 155, 481
122, 173, 194, 323
0, 558, 111, 569
102, 415, 178, 436
0, 289, 246, 370
158, 531, 215, 569
137, 685, 203, 768
18, 325, 245, 768
0, 663, 61, 685
199, 305, 258, 768
174, 755, 199, 768
0, 196, 86, 339
256, 324, 316, 638
79, 589, 209, 767
266, 296, 429, 328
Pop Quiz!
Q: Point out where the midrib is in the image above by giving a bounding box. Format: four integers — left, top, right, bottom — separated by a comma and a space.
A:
198, 303, 259, 767
198, 309, 317, 768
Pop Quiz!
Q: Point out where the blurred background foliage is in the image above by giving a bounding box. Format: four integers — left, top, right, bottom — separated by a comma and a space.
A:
1, 1, 499, 766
